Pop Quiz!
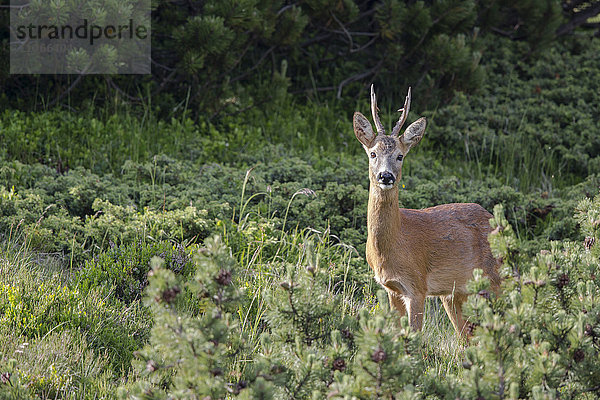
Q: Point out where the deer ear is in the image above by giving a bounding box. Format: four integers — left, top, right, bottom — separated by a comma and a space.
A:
354, 112, 376, 148
399, 117, 426, 151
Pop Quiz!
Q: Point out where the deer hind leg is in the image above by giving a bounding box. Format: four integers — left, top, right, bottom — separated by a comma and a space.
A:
387, 291, 407, 317
441, 293, 469, 338
404, 295, 426, 331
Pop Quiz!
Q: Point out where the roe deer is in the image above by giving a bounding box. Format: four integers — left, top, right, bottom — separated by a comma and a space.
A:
354, 85, 501, 337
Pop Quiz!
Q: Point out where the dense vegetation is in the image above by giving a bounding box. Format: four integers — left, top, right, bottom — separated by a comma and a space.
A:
2, 0, 599, 115
1, 1, 600, 398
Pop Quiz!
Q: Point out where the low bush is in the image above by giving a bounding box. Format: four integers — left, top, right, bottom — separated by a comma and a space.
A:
77, 240, 195, 305
118, 200, 600, 399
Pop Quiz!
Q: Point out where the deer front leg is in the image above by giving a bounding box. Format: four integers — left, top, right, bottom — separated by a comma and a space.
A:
387, 291, 407, 317
404, 295, 426, 331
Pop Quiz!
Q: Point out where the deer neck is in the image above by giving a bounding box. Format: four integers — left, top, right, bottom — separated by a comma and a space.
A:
367, 180, 402, 245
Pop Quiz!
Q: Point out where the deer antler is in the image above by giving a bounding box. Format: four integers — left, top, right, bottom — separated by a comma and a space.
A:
391, 87, 412, 137
370, 84, 385, 135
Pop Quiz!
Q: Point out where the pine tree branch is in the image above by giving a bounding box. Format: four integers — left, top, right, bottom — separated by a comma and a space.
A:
490, 26, 518, 38
228, 46, 276, 85
361, 364, 377, 380
336, 59, 384, 99
351, 36, 378, 54
557, 2, 600, 35
581, 385, 600, 394
494, 333, 506, 398
562, 0, 589, 13
330, 12, 354, 49
47, 72, 86, 108
376, 362, 383, 398
277, 3, 298, 16
105, 77, 142, 102
292, 363, 313, 399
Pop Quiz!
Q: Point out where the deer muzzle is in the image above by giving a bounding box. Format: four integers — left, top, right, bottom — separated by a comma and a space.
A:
377, 171, 395, 189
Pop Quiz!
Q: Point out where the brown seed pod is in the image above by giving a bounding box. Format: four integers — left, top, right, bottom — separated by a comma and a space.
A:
465, 322, 478, 336
332, 358, 346, 371
161, 286, 181, 303
215, 269, 232, 286
556, 273, 570, 289
371, 347, 387, 363
478, 290, 491, 300
341, 328, 354, 340
573, 348, 585, 363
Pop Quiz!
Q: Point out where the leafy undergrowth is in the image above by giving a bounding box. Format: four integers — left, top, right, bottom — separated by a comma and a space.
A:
115, 204, 600, 399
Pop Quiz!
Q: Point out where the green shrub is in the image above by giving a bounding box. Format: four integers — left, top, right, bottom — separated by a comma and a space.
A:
77, 240, 195, 305
113, 227, 449, 399
83, 198, 209, 247
0, 182, 210, 265
449, 204, 600, 398
117, 199, 600, 399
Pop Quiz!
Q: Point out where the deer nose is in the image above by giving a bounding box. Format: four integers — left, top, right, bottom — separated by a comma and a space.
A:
377, 172, 395, 185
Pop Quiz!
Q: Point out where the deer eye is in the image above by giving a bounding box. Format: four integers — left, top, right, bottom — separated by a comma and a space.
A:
397, 154, 404, 161
370, 152, 376, 159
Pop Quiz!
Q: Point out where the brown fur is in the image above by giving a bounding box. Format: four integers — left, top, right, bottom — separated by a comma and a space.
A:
366, 182, 501, 335
354, 103, 501, 337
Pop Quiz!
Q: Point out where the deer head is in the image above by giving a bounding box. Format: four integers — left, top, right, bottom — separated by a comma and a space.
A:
353, 85, 426, 190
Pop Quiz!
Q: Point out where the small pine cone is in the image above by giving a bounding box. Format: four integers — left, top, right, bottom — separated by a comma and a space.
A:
215, 269, 232, 286
0, 372, 11, 384
556, 273, 570, 289
465, 322, 478, 336
211, 368, 223, 377
478, 290, 491, 300
584, 236, 596, 250
371, 347, 387, 363
584, 324, 594, 337
233, 380, 247, 394
341, 328, 354, 341
332, 358, 346, 371
573, 349, 585, 363
161, 286, 181, 303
